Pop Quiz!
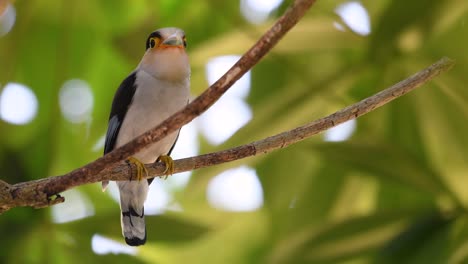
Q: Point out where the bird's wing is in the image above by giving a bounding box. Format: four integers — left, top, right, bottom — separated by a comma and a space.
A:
104, 72, 138, 155
102, 72, 137, 190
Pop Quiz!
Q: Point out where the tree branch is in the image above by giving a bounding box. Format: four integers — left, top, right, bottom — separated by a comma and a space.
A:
0, 0, 318, 213
0, 56, 454, 213
0, 0, 456, 213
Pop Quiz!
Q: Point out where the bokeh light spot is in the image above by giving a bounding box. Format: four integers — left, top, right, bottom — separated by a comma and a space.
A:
51, 189, 94, 223
59, 79, 94, 123
333, 21, 346, 32
207, 166, 264, 212
335, 1, 371, 36
198, 97, 252, 145
324, 120, 357, 142
206, 55, 250, 99
0, 82, 38, 125
144, 180, 172, 215
0, 2, 15, 37
92, 234, 137, 255
201, 55, 252, 145
240, 0, 284, 24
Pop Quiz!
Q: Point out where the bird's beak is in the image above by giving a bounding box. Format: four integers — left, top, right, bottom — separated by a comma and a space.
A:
160, 34, 184, 48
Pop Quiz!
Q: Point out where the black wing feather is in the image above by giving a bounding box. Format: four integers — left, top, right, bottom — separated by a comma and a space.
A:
104, 72, 138, 154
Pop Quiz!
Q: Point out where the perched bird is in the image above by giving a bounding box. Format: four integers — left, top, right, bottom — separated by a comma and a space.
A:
102, 27, 190, 246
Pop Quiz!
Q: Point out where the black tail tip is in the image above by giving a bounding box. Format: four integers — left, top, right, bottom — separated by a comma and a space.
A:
125, 236, 146, 246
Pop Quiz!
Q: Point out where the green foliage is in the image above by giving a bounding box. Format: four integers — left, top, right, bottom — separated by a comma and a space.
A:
1, 0, 468, 263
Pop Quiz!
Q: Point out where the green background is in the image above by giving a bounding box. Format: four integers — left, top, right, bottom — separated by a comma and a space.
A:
1, 0, 468, 263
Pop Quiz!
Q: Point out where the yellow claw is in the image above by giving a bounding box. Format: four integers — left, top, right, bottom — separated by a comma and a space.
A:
158, 155, 174, 179
127, 157, 148, 181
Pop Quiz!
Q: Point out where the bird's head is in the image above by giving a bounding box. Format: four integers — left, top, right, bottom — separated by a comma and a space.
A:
138, 27, 190, 82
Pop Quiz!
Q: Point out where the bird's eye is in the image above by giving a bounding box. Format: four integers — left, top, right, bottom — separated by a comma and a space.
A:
183, 36, 187, 48
149, 37, 160, 48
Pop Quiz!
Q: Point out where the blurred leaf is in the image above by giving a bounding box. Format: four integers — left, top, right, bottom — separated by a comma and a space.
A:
313, 141, 450, 198
377, 211, 456, 263
268, 210, 424, 264
369, 0, 445, 63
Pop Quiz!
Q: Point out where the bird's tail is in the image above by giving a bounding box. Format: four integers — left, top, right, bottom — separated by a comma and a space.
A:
118, 181, 148, 246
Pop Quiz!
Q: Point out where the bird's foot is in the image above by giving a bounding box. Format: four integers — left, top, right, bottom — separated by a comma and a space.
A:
158, 155, 174, 179
126, 157, 148, 181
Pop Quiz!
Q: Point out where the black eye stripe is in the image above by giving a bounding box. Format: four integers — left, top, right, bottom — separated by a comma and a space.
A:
149, 31, 162, 39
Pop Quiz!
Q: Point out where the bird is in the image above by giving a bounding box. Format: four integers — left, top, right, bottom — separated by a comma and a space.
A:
102, 27, 190, 246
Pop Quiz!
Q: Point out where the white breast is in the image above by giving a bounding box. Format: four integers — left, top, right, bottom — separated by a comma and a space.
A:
115, 70, 190, 163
